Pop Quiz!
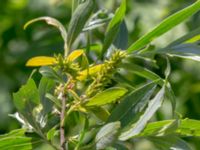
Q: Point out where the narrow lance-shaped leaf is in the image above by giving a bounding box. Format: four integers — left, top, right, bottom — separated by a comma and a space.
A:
95, 122, 121, 150
157, 43, 200, 62
38, 77, 55, 114
119, 62, 163, 85
101, 0, 126, 58
135, 119, 200, 137
167, 26, 200, 47
127, 1, 200, 52
119, 86, 165, 141
108, 82, 156, 127
86, 87, 127, 106
113, 20, 128, 50
24, 17, 68, 52
67, 49, 84, 61
67, 0, 95, 49
26, 56, 56, 67
149, 136, 192, 150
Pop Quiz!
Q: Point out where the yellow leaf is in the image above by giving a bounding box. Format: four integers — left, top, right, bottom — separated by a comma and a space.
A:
67, 49, 84, 61
26, 56, 57, 67
77, 64, 104, 81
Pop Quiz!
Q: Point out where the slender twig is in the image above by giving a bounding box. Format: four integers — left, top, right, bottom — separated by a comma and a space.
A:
59, 92, 67, 150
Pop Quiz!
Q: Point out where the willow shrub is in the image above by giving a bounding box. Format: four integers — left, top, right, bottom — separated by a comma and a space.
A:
2, 0, 200, 150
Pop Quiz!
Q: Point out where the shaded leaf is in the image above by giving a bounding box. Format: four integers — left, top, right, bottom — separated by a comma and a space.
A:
119, 86, 165, 140
149, 136, 192, 150
39, 66, 63, 83
89, 107, 110, 122
95, 122, 121, 150
113, 21, 128, 50
13, 79, 39, 112
120, 62, 162, 83
83, 10, 112, 31
102, 0, 126, 57
127, 1, 200, 52
67, 0, 95, 49
108, 82, 156, 127
13, 79, 42, 130
167, 26, 200, 47
38, 77, 55, 114
158, 43, 200, 62
86, 87, 127, 106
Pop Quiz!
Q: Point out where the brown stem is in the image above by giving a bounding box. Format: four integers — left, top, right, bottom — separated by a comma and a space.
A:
60, 93, 66, 150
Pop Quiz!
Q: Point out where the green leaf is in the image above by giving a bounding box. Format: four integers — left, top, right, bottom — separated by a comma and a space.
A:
119, 86, 165, 141
149, 136, 192, 150
13, 79, 41, 130
95, 122, 121, 150
167, 26, 200, 47
170, 137, 192, 150
47, 127, 58, 141
0, 129, 32, 150
67, 0, 95, 49
108, 82, 156, 127
127, 1, 200, 52
134, 119, 200, 138
113, 21, 128, 50
86, 87, 127, 106
13, 79, 39, 112
101, 0, 126, 58
89, 107, 110, 122
39, 66, 63, 83
24, 16, 68, 51
120, 62, 163, 84
83, 10, 112, 32
165, 82, 176, 116
157, 43, 200, 62
38, 77, 55, 114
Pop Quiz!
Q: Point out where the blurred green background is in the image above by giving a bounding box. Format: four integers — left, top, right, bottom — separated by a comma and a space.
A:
1, 0, 200, 149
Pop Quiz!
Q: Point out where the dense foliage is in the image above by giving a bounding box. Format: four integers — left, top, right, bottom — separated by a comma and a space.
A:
1, 0, 200, 149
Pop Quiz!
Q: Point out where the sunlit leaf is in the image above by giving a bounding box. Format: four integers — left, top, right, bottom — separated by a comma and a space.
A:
86, 87, 127, 106
127, 1, 200, 52
77, 64, 104, 81
26, 56, 56, 67
67, 49, 84, 61
0, 129, 33, 150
